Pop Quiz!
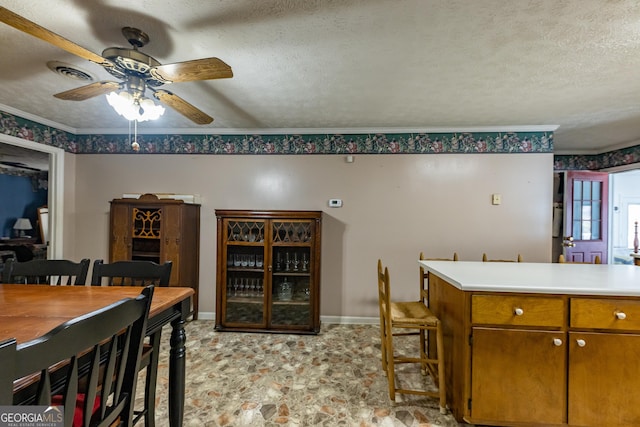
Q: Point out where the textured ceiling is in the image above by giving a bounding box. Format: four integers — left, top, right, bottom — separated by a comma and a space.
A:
1, 0, 640, 154
0, 143, 49, 171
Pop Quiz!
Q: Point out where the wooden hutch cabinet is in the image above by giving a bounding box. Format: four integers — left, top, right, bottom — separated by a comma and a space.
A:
215, 210, 322, 334
109, 194, 200, 317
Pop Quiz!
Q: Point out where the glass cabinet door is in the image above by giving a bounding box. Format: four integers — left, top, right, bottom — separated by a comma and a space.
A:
222, 219, 266, 327
131, 207, 161, 263
270, 219, 315, 328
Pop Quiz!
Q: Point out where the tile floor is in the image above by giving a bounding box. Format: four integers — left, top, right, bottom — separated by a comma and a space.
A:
145, 321, 465, 427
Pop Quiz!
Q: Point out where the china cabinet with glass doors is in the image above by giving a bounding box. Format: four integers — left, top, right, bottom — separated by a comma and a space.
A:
215, 210, 322, 334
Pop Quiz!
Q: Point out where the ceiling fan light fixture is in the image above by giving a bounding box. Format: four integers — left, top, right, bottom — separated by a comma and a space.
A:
2, 8, 231, 124
106, 91, 165, 122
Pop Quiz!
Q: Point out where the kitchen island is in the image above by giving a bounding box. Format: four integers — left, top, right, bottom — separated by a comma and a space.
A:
420, 261, 640, 427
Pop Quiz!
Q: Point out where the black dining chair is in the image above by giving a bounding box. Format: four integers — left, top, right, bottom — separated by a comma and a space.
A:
0, 286, 153, 427
2, 258, 90, 285
91, 260, 172, 427
91, 260, 172, 288
0, 338, 14, 405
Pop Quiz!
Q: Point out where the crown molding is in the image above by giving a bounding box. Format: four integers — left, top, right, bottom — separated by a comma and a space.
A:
76, 125, 559, 135
0, 103, 77, 134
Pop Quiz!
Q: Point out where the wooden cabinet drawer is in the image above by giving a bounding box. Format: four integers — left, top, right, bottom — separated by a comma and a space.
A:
472, 295, 564, 327
571, 298, 640, 331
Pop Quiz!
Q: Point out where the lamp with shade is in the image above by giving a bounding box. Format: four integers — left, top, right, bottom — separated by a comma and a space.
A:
13, 218, 33, 238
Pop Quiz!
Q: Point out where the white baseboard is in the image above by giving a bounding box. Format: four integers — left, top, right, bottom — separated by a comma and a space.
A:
195, 312, 378, 325
196, 312, 215, 320
320, 315, 378, 325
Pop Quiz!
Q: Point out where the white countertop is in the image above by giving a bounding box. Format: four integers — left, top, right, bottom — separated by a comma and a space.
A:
420, 261, 640, 296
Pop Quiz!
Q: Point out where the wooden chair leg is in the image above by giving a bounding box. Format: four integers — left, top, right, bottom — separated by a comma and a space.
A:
379, 317, 388, 373
385, 323, 396, 401
143, 331, 162, 427
436, 323, 447, 414
419, 329, 427, 376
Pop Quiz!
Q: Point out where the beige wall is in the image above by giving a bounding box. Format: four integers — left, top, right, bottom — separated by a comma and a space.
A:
71, 153, 553, 320
62, 151, 77, 258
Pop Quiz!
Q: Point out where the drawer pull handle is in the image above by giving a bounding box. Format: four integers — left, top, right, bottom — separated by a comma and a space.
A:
514, 307, 524, 316
576, 339, 586, 347
615, 311, 627, 320
553, 338, 563, 346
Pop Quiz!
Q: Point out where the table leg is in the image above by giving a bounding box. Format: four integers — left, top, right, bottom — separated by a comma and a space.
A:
168, 316, 187, 427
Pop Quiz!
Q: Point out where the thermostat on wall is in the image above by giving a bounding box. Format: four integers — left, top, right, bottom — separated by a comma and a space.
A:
328, 199, 343, 208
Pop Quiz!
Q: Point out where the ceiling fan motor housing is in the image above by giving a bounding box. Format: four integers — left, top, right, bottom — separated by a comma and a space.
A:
121, 26, 149, 48
102, 46, 165, 86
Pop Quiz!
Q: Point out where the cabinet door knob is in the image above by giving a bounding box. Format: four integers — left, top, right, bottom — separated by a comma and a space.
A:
514, 307, 524, 316
576, 339, 586, 347
615, 311, 627, 320
553, 338, 563, 346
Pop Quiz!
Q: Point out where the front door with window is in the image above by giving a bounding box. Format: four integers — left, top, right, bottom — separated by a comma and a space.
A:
563, 171, 609, 263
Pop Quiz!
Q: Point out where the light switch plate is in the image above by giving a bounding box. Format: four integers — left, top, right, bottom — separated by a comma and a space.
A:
492, 194, 501, 205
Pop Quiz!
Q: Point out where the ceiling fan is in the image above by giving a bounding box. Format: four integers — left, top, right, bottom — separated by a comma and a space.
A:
0, 7, 233, 124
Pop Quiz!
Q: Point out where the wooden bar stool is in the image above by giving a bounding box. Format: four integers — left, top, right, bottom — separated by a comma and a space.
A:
377, 259, 446, 413
558, 254, 601, 264
482, 253, 523, 262
419, 251, 458, 305
419, 251, 457, 378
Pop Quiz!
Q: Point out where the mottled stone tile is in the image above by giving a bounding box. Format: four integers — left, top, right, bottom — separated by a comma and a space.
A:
142, 321, 465, 427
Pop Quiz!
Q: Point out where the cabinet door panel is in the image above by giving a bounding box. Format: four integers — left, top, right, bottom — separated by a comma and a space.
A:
270, 219, 315, 330
270, 302, 311, 327
224, 301, 265, 325
110, 203, 131, 261
471, 327, 566, 425
569, 332, 640, 426
220, 218, 268, 328
161, 205, 182, 286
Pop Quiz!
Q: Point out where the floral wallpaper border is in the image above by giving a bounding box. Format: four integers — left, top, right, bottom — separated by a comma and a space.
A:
76, 131, 553, 155
2, 109, 640, 171
553, 145, 640, 171
0, 111, 77, 152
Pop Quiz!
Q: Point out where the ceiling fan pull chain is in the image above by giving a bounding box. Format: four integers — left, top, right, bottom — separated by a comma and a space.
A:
132, 119, 140, 152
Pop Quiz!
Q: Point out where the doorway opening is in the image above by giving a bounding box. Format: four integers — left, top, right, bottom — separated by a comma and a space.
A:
0, 134, 64, 259
609, 169, 640, 264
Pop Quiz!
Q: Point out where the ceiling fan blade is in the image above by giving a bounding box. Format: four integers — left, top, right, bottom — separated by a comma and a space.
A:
54, 81, 121, 101
151, 58, 233, 83
0, 7, 113, 67
153, 90, 213, 124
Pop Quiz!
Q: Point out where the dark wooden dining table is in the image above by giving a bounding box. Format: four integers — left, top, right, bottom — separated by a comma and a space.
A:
0, 284, 194, 427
